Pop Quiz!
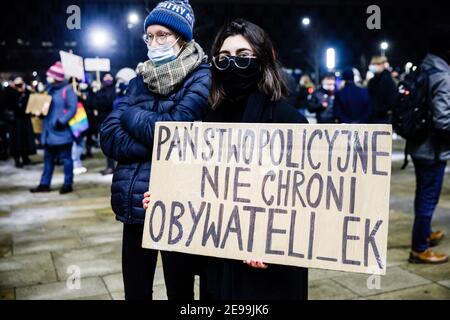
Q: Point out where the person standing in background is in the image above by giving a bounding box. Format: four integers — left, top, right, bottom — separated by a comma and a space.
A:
367, 56, 398, 124
30, 62, 77, 194
71, 79, 88, 176
334, 68, 371, 124
113, 68, 137, 110
93, 73, 116, 175
407, 25, 450, 264
306, 72, 336, 123
1, 76, 36, 167
296, 73, 315, 114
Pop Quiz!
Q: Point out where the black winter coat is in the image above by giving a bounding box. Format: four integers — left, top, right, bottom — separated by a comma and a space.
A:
334, 82, 371, 124
367, 70, 397, 124
202, 91, 309, 301
93, 84, 116, 126
306, 87, 336, 123
1, 87, 36, 156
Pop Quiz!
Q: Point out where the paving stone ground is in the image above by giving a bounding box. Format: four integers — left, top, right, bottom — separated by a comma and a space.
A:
0, 141, 449, 300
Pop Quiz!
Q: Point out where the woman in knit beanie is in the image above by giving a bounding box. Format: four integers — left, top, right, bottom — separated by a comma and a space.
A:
100, 0, 211, 300
30, 61, 78, 195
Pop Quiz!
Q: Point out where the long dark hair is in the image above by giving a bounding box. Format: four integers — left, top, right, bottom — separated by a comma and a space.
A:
209, 18, 288, 108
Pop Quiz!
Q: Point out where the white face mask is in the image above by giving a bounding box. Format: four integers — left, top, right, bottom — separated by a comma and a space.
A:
322, 84, 335, 91
79, 83, 88, 91
37, 83, 45, 92
147, 38, 180, 67
369, 64, 383, 74
46, 76, 55, 84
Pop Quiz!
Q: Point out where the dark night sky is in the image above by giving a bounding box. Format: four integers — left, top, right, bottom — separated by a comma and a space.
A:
0, 0, 449, 79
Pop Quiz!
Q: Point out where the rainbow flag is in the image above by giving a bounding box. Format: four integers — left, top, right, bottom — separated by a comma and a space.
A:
68, 102, 89, 138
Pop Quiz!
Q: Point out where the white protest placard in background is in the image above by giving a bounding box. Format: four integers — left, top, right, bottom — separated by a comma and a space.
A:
142, 122, 392, 275
84, 58, 111, 72
59, 50, 84, 80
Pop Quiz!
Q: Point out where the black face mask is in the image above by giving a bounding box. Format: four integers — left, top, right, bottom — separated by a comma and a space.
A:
216, 58, 261, 98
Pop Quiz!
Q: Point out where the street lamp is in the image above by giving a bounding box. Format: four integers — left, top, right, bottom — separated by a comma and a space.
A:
299, 16, 322, 85
128, 13, 139, 29
326, 48, 336, 70
90, 29, 110, 49
302, 17, 311, 27
380, 41, 389, 56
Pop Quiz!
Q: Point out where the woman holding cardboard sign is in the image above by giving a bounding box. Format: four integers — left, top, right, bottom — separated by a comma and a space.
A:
100, 0, 211, 300
203, 18, 309, 300
143, 19, 309, 300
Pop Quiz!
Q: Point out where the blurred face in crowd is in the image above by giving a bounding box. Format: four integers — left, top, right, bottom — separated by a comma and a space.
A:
91, 80, 101, 92
102, 73, 114, 86
103, 73, 113, 82
37, 82, 45, 93
300, 75, 312, 87
391, 70, 400, 79
13, 77, 25, 92
369, 59, 389, 74
79, 82, 89, 91
46, 75, 63, 85
322, 77, 335, 92
352, 68, 362, 84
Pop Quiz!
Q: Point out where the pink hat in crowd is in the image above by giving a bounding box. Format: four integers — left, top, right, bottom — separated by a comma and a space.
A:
46, 61, 65, 82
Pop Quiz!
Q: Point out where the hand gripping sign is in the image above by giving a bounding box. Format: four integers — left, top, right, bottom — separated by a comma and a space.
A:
142, 122, 392, 275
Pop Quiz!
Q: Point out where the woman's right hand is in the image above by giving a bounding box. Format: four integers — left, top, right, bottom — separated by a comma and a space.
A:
243, 259, 268, 269
142, 191, 151, 209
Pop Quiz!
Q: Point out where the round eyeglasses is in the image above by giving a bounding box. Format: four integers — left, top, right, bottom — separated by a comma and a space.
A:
212, 55, 257, 71
142, 33, 174, 46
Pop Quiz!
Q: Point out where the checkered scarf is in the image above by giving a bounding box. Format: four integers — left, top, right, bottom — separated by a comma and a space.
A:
139, 40, 207, 96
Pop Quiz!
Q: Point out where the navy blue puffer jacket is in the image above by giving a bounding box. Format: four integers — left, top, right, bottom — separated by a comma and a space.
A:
100, 63, 211, 224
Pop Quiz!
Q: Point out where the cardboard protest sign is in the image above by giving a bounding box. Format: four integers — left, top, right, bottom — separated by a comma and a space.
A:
84, 58, 111, 72
59, 50, 84, 80
142, 122, 392, 275
30, 117, 43, 134
25, 94, 52, 116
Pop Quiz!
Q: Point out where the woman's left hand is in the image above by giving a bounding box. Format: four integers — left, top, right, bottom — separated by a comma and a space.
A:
142, 191, 151, 209
243, 259, 268, 269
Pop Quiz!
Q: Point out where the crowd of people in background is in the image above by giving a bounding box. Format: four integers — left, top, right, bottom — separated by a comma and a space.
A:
0, 52, 422, 173
0, 64, 138, 193
291, 54, 404, 125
